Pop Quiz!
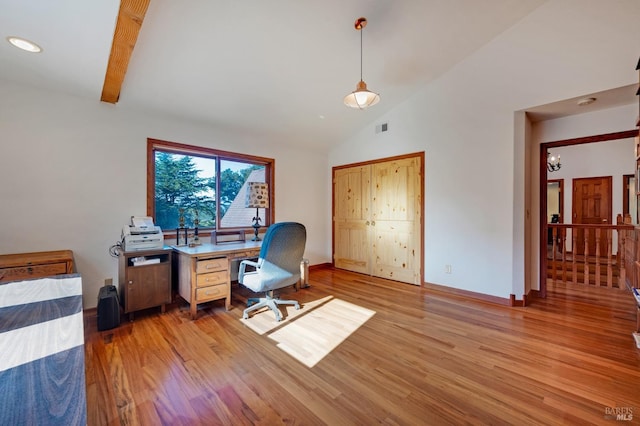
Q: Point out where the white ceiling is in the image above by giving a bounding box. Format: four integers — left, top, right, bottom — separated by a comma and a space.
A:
4, 0, 604, 150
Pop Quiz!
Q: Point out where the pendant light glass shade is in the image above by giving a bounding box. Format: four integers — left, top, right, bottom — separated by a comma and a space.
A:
344, 80, 380, 109
344, 17, 379, 109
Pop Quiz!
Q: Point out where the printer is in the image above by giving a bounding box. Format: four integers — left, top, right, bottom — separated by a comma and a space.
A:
122, 216, 164, 251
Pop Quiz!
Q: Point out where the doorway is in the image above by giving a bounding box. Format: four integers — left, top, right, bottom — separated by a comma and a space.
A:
623, 174, 637, 223
547, 179, 563, 251
547, 179, 563, 224
538, 129, 638, 298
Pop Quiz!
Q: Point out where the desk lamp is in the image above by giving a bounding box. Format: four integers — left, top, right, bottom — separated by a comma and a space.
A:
245, 182, 269, 241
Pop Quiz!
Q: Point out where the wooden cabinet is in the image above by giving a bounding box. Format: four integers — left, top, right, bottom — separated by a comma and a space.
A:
118, 248, 172, 320
0, 250, 74, 282
333, 154, 423, 285
173, 242, 261, 319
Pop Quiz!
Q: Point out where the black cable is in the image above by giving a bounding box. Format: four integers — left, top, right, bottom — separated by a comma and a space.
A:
109, 241, 123, 258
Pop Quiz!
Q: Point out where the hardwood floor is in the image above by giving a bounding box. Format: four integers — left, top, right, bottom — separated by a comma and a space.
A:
84, 268, 640, 425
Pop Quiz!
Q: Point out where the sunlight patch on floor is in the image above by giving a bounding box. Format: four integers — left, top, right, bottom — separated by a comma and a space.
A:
268, 298, 375, 367
239, 295, 334, 335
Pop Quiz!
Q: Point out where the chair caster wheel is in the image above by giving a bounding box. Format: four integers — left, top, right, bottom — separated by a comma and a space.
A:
294, 303, 300, 310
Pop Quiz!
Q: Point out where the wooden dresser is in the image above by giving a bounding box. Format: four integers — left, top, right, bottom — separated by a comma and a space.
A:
0, 250, 74, 283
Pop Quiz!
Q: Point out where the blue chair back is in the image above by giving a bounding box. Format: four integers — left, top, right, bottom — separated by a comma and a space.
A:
260, 222, 306, 272
252, 222, 306, 289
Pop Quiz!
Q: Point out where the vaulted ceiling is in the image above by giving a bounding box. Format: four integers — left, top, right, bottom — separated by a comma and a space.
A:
5, 0, 609, 150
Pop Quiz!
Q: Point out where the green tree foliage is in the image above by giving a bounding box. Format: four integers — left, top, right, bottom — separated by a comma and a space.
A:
154, 153, 214, 229
154, 153, 262, 230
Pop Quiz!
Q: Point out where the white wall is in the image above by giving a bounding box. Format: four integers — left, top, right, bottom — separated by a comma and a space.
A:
0, 81, 330, 308
329, 0, 640, 299
542, 137, 634, 224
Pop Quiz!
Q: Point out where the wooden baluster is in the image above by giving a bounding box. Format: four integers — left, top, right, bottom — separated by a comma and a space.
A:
551, 227, 557, 285
619, 229, 627, 290
595, 228, 601, 287
607, 229, 613, 288
583, 229, 589, 286
561, 228, 567, 283
572, 228, 578, 285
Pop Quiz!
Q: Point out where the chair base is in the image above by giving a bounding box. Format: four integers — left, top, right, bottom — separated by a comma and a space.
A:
243, 293, 300, 321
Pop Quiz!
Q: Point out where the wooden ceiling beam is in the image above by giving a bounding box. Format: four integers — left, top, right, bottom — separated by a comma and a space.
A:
101, 0, 150, 104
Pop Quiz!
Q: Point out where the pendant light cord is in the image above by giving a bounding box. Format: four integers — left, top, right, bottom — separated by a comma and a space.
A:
360, 27, 363, 81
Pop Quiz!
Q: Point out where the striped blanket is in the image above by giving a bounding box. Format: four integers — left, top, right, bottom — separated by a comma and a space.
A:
0, 274, 86, 425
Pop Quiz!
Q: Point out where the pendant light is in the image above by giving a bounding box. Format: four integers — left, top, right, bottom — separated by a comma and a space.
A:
344, 17, 380, 109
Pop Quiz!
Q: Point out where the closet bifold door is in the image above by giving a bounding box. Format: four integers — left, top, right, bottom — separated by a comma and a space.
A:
371, 157, 421, 285
333, 165, 372, 275
333, 155, 421, 285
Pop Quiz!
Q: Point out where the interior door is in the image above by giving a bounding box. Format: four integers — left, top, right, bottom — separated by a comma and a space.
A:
333, 166, 371, 274
572, 176, 612, 256
371, 157, 421, 284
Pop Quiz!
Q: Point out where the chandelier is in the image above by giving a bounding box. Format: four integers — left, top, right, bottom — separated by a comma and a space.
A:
547, 152, 561, 172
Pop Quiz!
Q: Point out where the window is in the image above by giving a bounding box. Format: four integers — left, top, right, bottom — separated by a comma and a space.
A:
147, 138, 274, 234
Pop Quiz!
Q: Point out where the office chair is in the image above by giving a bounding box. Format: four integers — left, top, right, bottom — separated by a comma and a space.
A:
238, 222, 306, 321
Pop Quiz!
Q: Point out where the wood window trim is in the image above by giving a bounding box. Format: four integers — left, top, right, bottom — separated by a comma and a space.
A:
146, 138, 275, 236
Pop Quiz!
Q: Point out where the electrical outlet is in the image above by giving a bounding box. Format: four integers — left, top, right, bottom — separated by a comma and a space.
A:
445, 265, 452, 274
105, 278, 113, 286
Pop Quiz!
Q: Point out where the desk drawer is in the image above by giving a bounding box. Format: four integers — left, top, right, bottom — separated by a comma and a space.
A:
230, 250, 260, 260
196, 283, 228, 302
196, 271, 227, 287
196, 258, 227, 273
0, 262, 68, 282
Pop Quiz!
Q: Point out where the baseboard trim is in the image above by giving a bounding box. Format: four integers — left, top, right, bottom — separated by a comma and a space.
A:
510, 293, 526, 307
309, 262, 332, 271
424, 281, 517, 306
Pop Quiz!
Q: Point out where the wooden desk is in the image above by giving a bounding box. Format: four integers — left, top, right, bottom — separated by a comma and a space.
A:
173, 241, 261, 319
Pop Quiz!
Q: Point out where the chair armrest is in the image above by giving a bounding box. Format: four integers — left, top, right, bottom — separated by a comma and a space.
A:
238, 259, 260, 283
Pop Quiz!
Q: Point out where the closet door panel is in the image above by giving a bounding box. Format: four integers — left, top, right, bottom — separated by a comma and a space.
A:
371, 157, 421, 284
334, 221, 370, 274
372, 221, 419, 283
334, 166, 371, 274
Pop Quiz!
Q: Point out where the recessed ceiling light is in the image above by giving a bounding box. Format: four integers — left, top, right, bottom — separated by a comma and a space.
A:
6, 36, 42, 53
577, 97, 596, 106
